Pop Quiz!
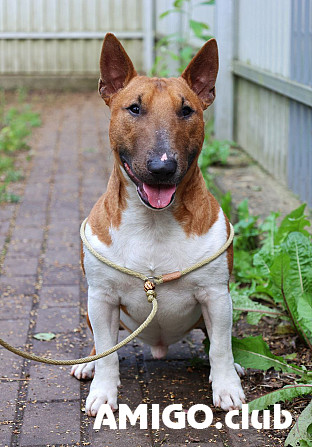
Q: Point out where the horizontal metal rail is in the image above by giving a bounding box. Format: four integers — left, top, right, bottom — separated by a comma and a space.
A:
0, 31, 144, 40
233, 60, 312, 108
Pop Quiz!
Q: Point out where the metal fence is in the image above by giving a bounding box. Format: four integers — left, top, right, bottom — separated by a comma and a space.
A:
0, 0, 153, 88
215, 0, 312, 207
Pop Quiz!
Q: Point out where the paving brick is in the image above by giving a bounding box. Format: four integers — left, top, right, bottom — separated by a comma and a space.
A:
0, 381, 19, 422
14, 212, 46, 230
42, 265, 80, 286
88, 380, 152, 447
35, 306, 80, 333
30, 333, 80, 360
0, 220, 11, 237
38, 285, 79, 308
0, 295, 32, 320
27, 363, 80, 402
0, 276, 36, 296
43, 248, 81, 269
3, 256, 38, 277
11, 226, 44, 242
0, 424, 12, 447
7, 240, 42, 258
0, 206, 15, 225
45, 238, 79, 259
48, 227, 79, 244
0, 319, 30, 378
20, 400, 80, 445
0, 318, 29, 347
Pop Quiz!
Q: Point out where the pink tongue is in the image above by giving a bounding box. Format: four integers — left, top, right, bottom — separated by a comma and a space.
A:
143, 184, 176, 208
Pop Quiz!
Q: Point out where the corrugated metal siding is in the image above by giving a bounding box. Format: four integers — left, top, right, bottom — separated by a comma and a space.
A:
0, 0, 143, 33
0, 0, 144, 74
237, 0, 291, 77
235, 78, 289, 185
288, 0, 312, 207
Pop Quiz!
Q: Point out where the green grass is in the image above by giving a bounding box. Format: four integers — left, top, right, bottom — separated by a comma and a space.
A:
0, 93, 41, 203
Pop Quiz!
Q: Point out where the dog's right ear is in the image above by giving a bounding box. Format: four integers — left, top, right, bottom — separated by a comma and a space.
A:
99, 33, 137, 105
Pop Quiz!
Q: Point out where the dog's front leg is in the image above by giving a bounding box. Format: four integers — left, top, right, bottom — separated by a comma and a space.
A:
198, 286, 245, 411
85, 286, 120, 417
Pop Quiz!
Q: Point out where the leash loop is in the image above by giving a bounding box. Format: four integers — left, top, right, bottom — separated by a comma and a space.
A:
0, 217, 234, 365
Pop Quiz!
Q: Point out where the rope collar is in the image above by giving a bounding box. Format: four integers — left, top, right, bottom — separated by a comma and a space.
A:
0, 218, 234, 366
80, 217, 234, 286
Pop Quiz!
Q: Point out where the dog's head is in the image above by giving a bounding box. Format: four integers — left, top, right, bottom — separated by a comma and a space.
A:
99, 34, 218, 210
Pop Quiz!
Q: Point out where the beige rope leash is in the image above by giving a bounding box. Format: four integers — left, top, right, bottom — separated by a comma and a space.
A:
0, 218, 234, 365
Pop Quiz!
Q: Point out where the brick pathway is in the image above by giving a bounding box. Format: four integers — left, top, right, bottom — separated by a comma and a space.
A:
0, 93, 270, 447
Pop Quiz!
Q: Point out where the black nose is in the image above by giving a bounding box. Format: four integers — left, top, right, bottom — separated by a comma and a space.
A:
147, 157, 177, 179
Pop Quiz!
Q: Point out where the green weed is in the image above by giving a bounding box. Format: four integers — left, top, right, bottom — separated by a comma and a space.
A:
0, 96, 40, 203
151, 0, 214, 77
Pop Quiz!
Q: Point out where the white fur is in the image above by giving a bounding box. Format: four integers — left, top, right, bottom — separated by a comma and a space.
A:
72, 179, 245, 415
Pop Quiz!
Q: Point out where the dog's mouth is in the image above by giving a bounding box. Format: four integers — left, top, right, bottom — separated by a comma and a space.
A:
123, 161, 176, 210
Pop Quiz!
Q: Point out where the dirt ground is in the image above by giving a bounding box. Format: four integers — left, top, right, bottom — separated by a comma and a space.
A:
0, 92, 311, 447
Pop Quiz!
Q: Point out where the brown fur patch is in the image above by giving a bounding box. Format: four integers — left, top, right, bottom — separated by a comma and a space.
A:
224, 213, 234, 275
120, 304, 130, 317
86, 312, 93, 333
173, 164, 220, 237
88, 161, 128, 245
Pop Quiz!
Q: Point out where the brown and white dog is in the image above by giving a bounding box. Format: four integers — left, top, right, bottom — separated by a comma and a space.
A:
71, 33, 245, 416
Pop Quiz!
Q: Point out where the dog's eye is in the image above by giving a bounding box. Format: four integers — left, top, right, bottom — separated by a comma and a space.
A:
127, 104, 140, 115
182, 106, 193, 117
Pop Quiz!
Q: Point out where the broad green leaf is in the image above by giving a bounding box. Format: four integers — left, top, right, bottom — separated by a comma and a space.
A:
189, 19, 209, 38
285, 400, 312, 447
234, 250, 257, 282
269, 235, 312, 346
275, 204, 311, 244
33, 332, 56, 341
253, 250, 272, 278
259, 211, 279, 255
248, 385, 312, 412
231, 285, 278, 325
283, 232, 312, 296
232, 336, 303, 374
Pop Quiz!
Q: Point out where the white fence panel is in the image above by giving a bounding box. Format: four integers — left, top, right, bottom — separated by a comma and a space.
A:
237, 0, 291, 78
0, 0, 146, 78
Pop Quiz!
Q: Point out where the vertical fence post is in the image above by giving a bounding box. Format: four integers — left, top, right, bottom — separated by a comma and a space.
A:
143, 0, 154, 74
214, 0, 235, 140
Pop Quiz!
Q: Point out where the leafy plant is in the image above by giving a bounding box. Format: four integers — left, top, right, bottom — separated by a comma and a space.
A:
232, 203, 312, 348
203, 199, 312, 438
248, 386, 312, 413
232, 336, 308, 376
152, 0, 214, 77
285, 400, 312, 447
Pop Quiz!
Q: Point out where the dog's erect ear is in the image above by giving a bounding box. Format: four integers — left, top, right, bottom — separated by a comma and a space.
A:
181, 38, 219, 109
99, 33, 137, 105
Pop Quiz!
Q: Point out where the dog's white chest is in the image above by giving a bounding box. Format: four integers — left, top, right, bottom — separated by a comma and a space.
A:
83, 189, 229, 345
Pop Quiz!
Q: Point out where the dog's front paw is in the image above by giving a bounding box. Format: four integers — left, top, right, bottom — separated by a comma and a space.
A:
70, 361, 95, 380
86, 380, 119, 417
211, 370, 245, 411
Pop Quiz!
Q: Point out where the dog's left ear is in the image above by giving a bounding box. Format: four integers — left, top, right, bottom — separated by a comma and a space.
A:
181, 38, 219, 109
99, 33, 137, 105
